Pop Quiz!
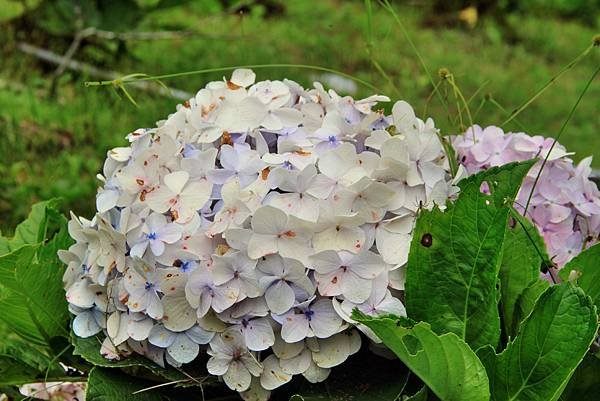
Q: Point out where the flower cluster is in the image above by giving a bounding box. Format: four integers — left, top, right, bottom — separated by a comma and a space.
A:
60, 69, 455, 398
453, 125, 600, 271
19, 382, 86, 401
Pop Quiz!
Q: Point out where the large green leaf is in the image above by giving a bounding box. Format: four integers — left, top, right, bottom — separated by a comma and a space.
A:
558, 243, 600, 310
0, 244, 37, 296
0, 243, 70, 344
0, 335, 78, 391
9, 198, 63, 250
558, 354, 600, 401
86, 367, 162, 401
0, 200, 71, 345
0, 355, 43, 387
0, 353, 77, 387
405, 160, 535, 350
1, 334, 65, 374
512, 279, 550, 330
508, 209, 553, 269
478, 284, 598, 401
0, 246, 57, 345
499, 209, 549, 339
405, 387, 442, 401
353, 311, 490, 401
0, 233, 9, 255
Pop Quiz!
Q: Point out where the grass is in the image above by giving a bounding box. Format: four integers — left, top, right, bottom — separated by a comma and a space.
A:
0, 0, 598, 232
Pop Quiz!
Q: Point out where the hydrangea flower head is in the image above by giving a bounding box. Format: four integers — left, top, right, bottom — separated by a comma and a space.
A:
453, 125, 600, 275
62, 69, 455, 399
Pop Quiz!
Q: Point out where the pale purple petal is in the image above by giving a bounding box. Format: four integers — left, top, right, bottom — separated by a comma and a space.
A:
280, 313, 310, 343
148, 325, 176, 348
309, 300, 343, 338
265, 280, 295, 315
243, 318, 275, 351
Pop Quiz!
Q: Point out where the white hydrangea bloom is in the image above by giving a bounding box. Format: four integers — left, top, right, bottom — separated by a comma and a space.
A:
63, 69, 455, 399
207, 329, 263, 392
256, 255, 314, 314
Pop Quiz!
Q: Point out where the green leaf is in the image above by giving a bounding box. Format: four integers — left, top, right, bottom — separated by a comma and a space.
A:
72, 334, 186, 382
0, 245, 54, 345
2, 336, 64, 375
0, 200, 72, 345
499, 209, 548, 338
558, 354, 600, 401
558, 243, 600, 310
0, 243, 70, 344
0, 353, 76, 387
0, 336, 79, 390
405, 160, 535, 350
86, 367, 162, 401
0, 324, 68, 397
508, 209, 553, 270
0, 234, 9, 256
512, 279, 550, 331
353, 311, 490, 401
0, 355, 42, 386
9, 198, 63, 250
0, 243, 37, 294
478, 284, 598, 401
405, 387, 442, 401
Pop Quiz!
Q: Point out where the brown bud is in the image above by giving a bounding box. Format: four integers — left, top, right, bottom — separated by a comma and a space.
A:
438, 68, 451, 79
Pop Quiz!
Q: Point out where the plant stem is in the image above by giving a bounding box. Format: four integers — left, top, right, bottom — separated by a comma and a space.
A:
501, 43, 595, 127
85, 64, 383, 93
523, 64, 600, 215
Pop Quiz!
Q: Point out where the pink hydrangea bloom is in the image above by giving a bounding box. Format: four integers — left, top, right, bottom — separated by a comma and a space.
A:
19, 382, 86, 401
453, 125, 600, 278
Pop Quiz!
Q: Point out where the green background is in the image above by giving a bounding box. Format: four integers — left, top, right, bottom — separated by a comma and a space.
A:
1, 0, 599, 232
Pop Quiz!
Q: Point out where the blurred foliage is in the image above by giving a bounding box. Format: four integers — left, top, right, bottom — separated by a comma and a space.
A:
431, 0, 600, 25
0, 0, 41, 23
0, 0, 188, 26
517, 0, 600, 23
0, 0, 599, 233
1, 0, 194, 68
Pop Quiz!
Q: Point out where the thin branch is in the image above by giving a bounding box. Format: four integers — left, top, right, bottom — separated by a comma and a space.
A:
90, 28, 252, 42
523, 64, 600, 214
17, 42, 192, 100
501, 42, 595, 127
84, 64, 384, 94
132, 379, 191, 394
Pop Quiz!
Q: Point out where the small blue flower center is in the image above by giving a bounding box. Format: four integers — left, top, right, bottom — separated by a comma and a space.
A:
144, 282, 155, 291
304, 309, 315, 321
147, 232, 157, 240
328, 135, 337, 144
180, 261, 192, 272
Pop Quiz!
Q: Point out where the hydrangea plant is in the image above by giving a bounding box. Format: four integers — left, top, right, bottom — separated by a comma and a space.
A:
453, 126, 600, 271
1, 68, 598, 401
